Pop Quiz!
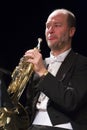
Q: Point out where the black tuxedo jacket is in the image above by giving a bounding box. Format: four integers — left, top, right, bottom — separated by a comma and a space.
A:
26, 50, 87, 130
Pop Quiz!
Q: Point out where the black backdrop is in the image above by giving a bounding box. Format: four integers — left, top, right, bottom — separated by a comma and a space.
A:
0, 0, 87, 72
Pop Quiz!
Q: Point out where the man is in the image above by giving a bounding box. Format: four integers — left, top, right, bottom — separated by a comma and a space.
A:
25, 9, 87, 130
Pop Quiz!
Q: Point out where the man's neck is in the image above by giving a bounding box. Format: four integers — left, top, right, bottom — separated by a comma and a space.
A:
51, 47, 71, 56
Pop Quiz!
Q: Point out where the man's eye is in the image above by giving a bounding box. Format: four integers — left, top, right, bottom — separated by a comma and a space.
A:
46, 25, 50, 29
55, 24, 61, 27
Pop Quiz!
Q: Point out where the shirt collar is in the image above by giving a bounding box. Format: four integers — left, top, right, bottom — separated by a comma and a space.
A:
45, 48, 71, 64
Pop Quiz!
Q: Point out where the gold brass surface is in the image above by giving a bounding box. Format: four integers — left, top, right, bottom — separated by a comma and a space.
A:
0, 38, 42, 130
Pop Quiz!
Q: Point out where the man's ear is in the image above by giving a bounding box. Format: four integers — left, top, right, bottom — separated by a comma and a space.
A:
69, 27, 76, 37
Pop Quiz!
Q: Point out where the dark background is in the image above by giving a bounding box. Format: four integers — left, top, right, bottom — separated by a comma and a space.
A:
0, 0, 87, 72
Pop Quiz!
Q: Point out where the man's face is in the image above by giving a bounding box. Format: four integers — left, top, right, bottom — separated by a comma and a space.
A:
45, 11, 74, 51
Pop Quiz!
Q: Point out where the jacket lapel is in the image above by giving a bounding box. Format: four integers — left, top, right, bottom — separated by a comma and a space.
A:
56, 50, 78, 81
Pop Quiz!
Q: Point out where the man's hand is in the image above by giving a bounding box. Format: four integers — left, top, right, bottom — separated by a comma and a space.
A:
24, 49, 47, 77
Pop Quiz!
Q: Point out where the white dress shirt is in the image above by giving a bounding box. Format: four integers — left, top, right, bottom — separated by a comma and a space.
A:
33, 49, 73, 130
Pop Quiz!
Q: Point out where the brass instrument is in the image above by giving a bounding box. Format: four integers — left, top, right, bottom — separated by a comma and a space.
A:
0, 38, 42, 130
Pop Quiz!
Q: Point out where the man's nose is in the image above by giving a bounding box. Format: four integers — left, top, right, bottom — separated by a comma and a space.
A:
48, 26, 54, 33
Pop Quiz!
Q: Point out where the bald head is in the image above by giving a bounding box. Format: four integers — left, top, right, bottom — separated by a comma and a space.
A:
47, 9, 76, 28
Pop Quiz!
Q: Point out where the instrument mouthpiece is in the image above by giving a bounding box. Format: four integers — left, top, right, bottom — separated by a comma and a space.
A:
37, 38, 42, 50
38, 38, 42, 44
